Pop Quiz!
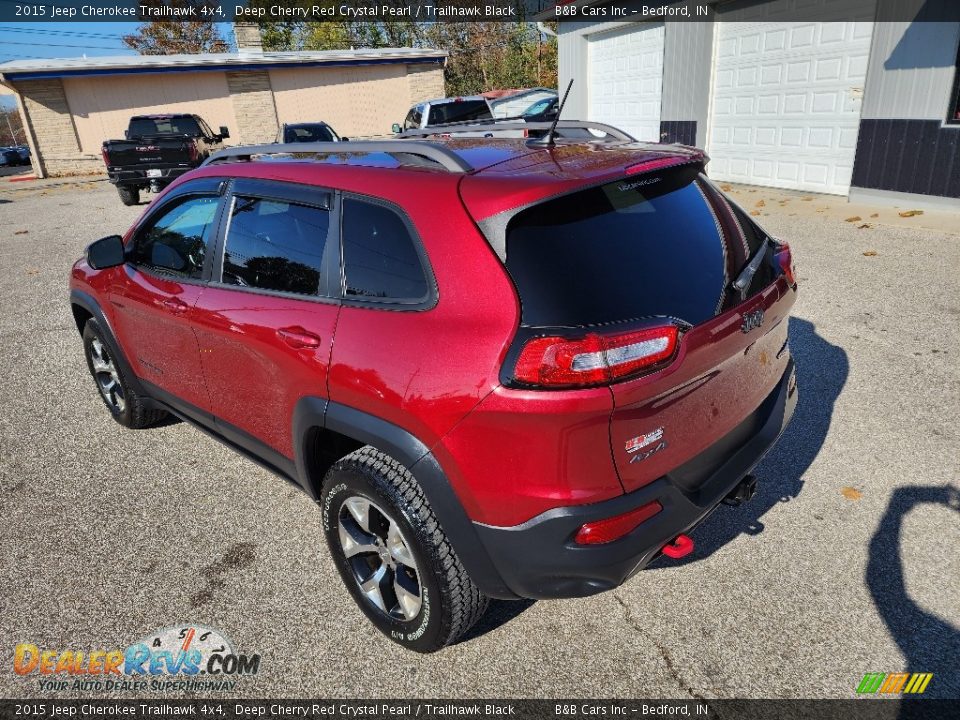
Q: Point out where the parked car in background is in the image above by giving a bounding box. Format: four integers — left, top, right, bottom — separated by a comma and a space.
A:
15, 145, 30, 165
101, 114, 229, 206
0, 147, 21, 166
487, 87, 557, 119
522, 97, 559, 123
276, 122, 346, 144
392, 96, 493, 133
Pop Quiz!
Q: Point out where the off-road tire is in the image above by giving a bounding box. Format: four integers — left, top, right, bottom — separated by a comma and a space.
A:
321, 446, 489, 652
117, 186, 140, 206
82, 318, 167, 429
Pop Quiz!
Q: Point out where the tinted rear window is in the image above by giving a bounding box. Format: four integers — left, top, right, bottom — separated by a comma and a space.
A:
129, 116, 201, 137
505, 166, 727, 328
341, 198, 429, 303
284, 124, 336, 143
427, 101, 492, 125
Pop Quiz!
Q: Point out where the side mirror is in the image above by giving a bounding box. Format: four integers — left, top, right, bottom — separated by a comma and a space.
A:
219, 126, 230, 139
391, 123, 402, 134
87, 235, 125, 270
123, 130, 129, 139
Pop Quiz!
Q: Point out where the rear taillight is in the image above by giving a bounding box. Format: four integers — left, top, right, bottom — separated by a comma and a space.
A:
187, 143, 199, 163
575, 501, 663, 545
774, 242, 796, 286
101, 147, 109, 167
513, 325, 679, 388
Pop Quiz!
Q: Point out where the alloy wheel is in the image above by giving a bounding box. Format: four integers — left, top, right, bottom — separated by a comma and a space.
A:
337, 496, 422, 621
89, 337, 126, 414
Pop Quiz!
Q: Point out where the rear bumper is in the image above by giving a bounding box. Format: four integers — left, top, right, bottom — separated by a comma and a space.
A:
107, 166, 194, 187
473, 359, 798, 599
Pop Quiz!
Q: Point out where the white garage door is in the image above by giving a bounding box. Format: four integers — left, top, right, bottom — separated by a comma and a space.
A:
708, 21, 874, 195
588, 23, 664, 142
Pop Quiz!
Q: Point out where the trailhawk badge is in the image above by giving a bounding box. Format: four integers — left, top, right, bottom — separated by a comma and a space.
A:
625, 427, 664, 454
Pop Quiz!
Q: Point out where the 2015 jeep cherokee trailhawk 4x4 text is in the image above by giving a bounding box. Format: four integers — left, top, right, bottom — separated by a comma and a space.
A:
70, 125, 798, 652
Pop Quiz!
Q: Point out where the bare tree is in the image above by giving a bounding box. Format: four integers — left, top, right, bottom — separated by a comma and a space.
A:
0, 107, 25, 146
123, 1, 229, 55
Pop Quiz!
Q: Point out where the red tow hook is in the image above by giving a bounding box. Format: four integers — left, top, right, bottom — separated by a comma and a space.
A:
661, 534, 694, 559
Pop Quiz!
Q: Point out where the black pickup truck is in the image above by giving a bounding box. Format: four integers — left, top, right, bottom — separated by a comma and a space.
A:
101, 114, 230, 205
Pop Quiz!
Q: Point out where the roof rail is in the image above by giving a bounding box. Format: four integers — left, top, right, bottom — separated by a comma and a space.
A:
398, 120, 636, 143
201, 141, 474, 173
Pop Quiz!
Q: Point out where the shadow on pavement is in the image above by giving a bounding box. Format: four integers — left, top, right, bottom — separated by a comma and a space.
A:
666, 316, 849, 565
867, 484, 960, 701
462, 599, 536, 642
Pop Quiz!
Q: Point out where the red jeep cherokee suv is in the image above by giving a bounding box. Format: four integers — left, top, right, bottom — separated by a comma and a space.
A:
70, 128, 798, 652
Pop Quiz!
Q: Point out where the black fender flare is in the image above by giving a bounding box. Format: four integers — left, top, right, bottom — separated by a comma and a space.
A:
70, 289, 153, 402
293, 398, 516, 599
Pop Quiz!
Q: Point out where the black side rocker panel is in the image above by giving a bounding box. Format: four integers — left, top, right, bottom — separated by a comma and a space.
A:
293, 398, 517, 600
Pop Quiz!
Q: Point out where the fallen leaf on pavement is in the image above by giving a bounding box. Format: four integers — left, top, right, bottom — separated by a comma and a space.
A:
863, 250, 878, 256
845, 216, 862, 222
756, 199, 766, 207
898, 210, 924, 217
801, 197, 814, 201
857, 224, 872, 229
841, 487, 863, 501
749, 210, 761, 216
14, 230, 28, 235
870, 213, 879, 218
720, 184, 732, 191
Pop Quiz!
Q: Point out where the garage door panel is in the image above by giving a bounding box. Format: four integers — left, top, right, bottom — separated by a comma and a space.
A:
708, 18, 874, 195
588, 23, 664, 143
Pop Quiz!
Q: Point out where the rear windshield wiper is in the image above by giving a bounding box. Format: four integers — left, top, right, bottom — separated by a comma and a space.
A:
731, 237, 770, 298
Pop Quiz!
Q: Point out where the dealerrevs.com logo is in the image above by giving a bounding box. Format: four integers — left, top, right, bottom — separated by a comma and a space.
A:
14, 625, 261, 692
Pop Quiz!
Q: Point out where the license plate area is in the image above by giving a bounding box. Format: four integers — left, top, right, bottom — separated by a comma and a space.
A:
146, 169, 162, 178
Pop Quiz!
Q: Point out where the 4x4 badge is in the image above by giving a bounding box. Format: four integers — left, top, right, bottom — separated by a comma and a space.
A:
741, 308, 765, 333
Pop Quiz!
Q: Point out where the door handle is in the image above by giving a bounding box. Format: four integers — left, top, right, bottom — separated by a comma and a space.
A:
162, 298, 188, 313
277, 326, 321, 349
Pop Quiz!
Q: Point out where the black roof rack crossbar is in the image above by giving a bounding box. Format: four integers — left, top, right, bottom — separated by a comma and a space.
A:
398, 120, 636, 143
201, 141, 474, 173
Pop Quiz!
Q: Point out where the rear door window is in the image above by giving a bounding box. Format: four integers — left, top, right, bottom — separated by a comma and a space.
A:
505, 165, 731, 328
341, 198, 430, 304
222, 196, 333, 297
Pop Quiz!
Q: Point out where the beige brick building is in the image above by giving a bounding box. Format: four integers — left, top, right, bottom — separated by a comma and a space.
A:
0, 31, 446, 178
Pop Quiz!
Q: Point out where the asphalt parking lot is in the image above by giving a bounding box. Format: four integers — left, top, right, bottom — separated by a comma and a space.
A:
1, 178, 958, 699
